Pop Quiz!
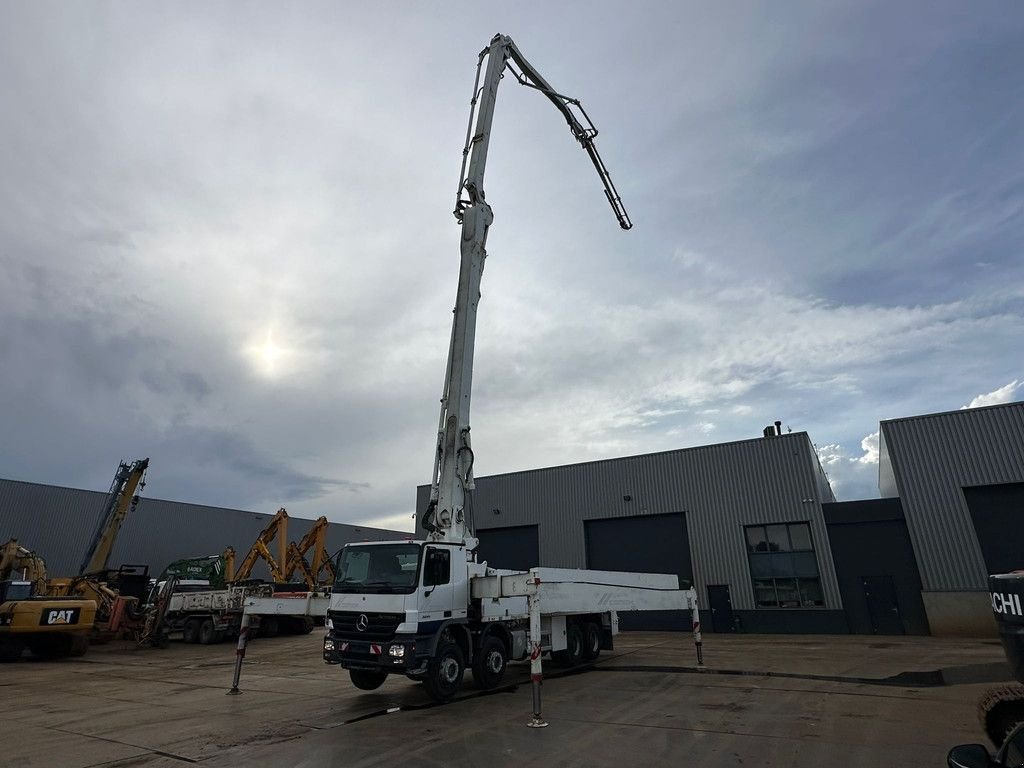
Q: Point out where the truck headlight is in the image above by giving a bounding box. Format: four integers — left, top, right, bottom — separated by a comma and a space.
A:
324, 639, 335, 651
388, 644, 405, 658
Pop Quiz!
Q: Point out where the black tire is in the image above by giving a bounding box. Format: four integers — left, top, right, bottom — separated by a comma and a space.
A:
198, 619, 216, 645
301, 617, 315, 635
424, 641, 465, 702
582, 622, 601, 661
260, 617, 279, 638
979, 685, 1024, 747
182, 619, 200, 644
349, 669, 389, 690
68, 634, 90, 657
0, 638, 25, 663
472, 635, 508, 690
29, 635, 71, 660
554, 624, 583, 667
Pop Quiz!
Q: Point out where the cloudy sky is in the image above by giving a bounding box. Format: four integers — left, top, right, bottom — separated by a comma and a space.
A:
2, 2, 1021, 530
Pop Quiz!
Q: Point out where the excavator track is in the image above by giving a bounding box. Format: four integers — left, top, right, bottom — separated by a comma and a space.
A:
979, 683, 1024, 747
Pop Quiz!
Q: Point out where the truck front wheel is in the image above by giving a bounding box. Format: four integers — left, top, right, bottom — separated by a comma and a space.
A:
424, 642, 465, 702
350, 669, 388, 690
472, 635, 508, 690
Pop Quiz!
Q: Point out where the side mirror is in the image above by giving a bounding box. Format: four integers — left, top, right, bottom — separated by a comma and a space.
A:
948, 744, 996, 768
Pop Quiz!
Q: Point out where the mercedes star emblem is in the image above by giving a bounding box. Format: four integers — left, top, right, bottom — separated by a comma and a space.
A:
356, 614, 369, 632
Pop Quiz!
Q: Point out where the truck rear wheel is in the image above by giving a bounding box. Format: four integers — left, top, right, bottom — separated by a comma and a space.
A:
424, 641, 465, 702
472, 635, 508, 690
183, 619, 200, 644
198, 619, 216, 645
350, 669, 388, 690
554, 624, 583, 666
582, 622, 601, 661
260, 617, 279, 638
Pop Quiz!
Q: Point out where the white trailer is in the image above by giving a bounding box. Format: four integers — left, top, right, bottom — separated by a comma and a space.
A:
165, 584, 323, 643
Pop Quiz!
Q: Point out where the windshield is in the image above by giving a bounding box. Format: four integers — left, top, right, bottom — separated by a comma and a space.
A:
334, 543, 421, 594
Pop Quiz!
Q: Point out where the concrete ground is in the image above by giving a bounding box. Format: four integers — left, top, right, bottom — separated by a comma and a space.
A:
1, 631, 1012, 768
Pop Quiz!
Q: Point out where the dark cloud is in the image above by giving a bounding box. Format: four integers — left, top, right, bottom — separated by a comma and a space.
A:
0, 2, 1021, 525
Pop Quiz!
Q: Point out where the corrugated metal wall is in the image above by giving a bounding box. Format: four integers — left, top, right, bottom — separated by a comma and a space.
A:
0, 478, 404, 578
880, 401, 1024, 592
417, 432, 842, 611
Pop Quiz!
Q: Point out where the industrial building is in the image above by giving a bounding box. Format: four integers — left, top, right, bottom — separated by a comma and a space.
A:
4, 403, 1020, 636
0, 479, 402, 578
417, 401, 1024, 636
878, 401, 1024, 634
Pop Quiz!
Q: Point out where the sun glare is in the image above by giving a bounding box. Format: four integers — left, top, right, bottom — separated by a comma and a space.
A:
247, 329, 287, 378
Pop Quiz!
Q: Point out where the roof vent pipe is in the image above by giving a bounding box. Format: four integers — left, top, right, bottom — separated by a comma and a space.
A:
775, 420, 783, 436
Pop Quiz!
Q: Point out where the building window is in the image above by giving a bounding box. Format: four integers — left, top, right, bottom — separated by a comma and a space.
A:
744, 523, 824, 608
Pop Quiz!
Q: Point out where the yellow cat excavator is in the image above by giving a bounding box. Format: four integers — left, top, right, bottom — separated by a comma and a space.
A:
0, 539, 94, 661
1, 458, 152, 661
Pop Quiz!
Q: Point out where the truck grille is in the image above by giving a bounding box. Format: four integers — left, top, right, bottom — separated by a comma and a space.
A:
329, 611, 404, 640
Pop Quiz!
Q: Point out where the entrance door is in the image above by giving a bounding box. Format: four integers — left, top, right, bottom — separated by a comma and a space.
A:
707, 585, 735, 633
862, 575, 903, 635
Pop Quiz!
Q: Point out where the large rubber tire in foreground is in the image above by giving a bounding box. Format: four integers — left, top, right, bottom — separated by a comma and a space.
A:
424, 642, 465, 702
472, 635, 508, 690
979, 684, 1024, 747
350, 669, 388, 691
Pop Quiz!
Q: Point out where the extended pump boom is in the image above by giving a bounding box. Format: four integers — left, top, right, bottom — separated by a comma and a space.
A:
422, 34, 630, 546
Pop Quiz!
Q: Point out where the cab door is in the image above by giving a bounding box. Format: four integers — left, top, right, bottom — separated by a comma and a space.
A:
417, 546, 455, 629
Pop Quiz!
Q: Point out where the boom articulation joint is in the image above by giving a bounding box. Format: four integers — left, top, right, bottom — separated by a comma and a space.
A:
425, 33, 631, 546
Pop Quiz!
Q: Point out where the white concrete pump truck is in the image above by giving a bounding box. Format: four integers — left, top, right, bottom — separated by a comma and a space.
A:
322, 35, 701, 725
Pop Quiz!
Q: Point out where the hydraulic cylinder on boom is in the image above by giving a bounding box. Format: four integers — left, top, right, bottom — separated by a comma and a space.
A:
420, 34, 631, 548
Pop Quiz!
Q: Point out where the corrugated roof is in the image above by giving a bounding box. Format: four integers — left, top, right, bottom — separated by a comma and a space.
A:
0, 477, 405, 578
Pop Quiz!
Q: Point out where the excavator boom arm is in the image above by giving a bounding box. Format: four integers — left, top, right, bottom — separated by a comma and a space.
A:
283, 517, 333, 588
233, 508, 289, 583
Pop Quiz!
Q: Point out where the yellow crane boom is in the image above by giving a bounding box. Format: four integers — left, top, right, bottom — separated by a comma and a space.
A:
284, 517, 336, 588
79, 459, 149, 576
231, 508, 289, 583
